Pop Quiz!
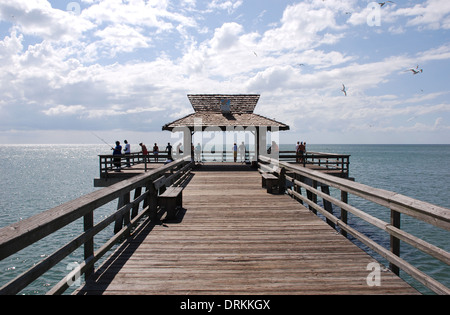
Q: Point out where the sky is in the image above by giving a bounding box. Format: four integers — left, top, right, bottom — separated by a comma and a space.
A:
0, 0, 450, 145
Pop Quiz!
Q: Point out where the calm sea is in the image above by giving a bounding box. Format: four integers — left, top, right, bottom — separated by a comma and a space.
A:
0, 144, 449, 294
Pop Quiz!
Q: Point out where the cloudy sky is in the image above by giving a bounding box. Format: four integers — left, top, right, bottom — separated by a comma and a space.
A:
0, 0, 449, 145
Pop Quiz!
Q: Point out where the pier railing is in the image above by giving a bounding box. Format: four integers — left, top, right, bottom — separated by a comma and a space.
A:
99, 152, 171, 178
0, 157, 193, 295
99, 150, 349, 179
258, 155, 450, 295
279, 151, 350, 178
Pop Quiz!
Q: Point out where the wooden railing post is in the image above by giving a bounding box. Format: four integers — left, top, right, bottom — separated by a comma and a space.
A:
131, 187, 142, 219
321, 184, 335, 229
294, 173, 303, 204
114, 192, 130, 234
312, 180, 318, 213
340, 191, 348, 238
99, 156, 103, 178
278, 167, 286, 194
304, 178, 316, 214
390, 209, 401, 275
147, 183, 158, 221
83, 212, 94, 279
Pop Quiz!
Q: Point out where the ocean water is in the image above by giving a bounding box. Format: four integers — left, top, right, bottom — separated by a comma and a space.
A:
0, 144, 448, 294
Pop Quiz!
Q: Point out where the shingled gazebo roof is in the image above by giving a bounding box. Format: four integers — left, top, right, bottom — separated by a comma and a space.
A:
162, 94, 290, 131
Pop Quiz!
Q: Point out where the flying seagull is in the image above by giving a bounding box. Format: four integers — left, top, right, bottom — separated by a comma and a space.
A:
379, 1, 394, 7
341, 84, 347, 96
410, 68, 423, 75
406, 65, 423, 75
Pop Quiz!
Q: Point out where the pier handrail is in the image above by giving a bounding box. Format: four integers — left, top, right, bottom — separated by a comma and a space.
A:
278, 151, 350, 177
99, 151, 172, 177
258, 155, 450, 295
0, 156, 193, 295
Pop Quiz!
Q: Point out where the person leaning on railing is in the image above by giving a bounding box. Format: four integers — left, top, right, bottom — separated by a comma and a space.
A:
139, 143, 148, 163
296, 142, 305, 164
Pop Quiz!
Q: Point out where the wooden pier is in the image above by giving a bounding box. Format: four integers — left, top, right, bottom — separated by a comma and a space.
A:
1, 156, 449, 295
1, 94, 448, 296
77, 163, 417, 295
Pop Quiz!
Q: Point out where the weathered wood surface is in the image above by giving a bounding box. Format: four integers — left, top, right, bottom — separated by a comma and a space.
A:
76, 164, 418, 295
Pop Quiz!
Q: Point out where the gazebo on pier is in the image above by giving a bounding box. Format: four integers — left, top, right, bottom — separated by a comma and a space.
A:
162, 94, 290, 162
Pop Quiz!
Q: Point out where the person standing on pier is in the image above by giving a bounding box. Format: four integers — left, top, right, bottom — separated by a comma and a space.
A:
153, 143, 159, 162
233, 143, 238, 162
298, 142, 306, 164
296, 141, 302, 163
124, 140, 131, 167
112, 141, 122, 172
238, 141, 246, 163
195, 143, 202, 163
166, 142, 173, 161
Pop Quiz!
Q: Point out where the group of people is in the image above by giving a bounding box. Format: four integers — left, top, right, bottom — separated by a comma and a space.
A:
232, 142, 247, 163
138, 142, 174, 162
111, 140, 175, 171
192, 142, 247, 163
111, 139, 308, 169
112, 140, 131, 171
296, 141, 306, 163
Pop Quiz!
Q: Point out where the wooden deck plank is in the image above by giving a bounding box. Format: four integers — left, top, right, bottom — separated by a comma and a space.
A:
77, 165, 418, 295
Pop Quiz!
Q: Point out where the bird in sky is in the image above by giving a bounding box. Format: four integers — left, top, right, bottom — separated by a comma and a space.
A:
253, 51, 258, 57
341, 84, 347, 96
406, 65, 423, 75
378, 1, 394, 7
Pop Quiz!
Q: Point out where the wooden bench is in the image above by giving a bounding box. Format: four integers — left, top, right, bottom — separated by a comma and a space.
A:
259, 164, 286, 194
261, 173, 279, 194
159, 186, 183, 220
153, 167, 190, 220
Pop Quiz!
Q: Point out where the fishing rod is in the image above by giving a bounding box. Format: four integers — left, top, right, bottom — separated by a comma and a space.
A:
91, 131, 114, 150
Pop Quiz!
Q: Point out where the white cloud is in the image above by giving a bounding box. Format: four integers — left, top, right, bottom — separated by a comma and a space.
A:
43, 105, 86, 116
395, 0, 450, 30
347, 0, 450, 30
92, 24, 151, 58
208, 0, 243, 14
0, 0, 94, 41
210, 22, 243, 51
260, 2, 347, 52
81, 0, 196, 31
0, 0, 449, 144
0, 31, 23, 64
